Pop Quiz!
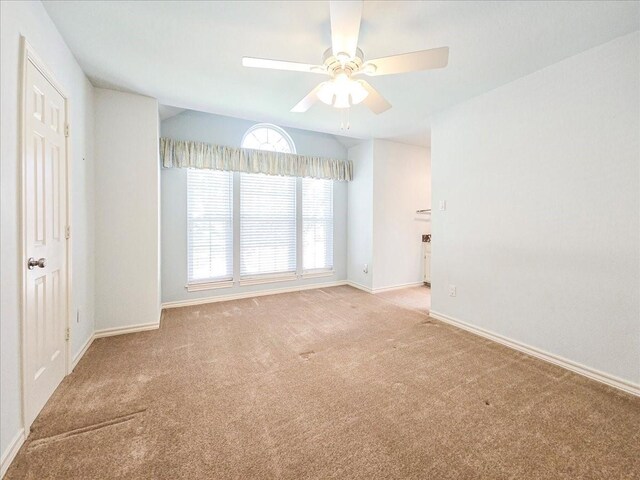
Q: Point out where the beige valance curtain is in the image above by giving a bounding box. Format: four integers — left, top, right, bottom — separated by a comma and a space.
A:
160, 137, 353, 181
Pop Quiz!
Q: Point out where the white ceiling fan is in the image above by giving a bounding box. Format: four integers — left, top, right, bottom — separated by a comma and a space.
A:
242, 0, 449, 115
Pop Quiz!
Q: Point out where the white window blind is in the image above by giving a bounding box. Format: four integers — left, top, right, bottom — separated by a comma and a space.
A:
187, 169, 233, 284
302, 178, 334, 271
240, 173, 297, 278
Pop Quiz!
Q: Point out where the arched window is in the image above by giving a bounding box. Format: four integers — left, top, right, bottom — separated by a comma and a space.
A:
241, 123, 296, 154
239, 124, 297, 278
186, 122, 332, 289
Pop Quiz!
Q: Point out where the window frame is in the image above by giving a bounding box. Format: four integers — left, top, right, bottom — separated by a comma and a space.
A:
238, 171, 298, 282
238, 125, 298, 282
186, 168, 234, 291
184, 124, 337, 292
301, 177, 334, 275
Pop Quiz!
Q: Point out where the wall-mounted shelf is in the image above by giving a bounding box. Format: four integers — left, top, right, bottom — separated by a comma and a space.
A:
416, 209, 431, 214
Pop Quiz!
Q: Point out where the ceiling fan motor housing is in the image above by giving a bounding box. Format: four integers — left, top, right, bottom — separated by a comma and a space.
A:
322, 47, 364, 77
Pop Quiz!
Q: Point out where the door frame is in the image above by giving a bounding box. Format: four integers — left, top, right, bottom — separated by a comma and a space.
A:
19, 37, 73, 432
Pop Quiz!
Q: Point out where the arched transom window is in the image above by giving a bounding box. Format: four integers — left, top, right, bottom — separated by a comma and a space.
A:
241, 123, 296, 154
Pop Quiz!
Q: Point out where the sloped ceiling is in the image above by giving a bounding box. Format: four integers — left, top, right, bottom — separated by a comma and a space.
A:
44, 1, 639, 147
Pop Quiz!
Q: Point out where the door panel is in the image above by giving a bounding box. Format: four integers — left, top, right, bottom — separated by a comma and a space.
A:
24, 58, 67, 427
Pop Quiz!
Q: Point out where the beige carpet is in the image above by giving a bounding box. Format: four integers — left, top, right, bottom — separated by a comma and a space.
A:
6, 285, 639, 479
376, 284, 430, 315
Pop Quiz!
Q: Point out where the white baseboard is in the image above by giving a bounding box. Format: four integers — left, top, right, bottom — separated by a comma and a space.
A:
429, 310, 640, 397
162, 281, 348, 309
1, 429, 25, 479
345, 281, 373, 293
346, 281, 425, 295
163, 280, 424, 309
372, 282, 425, 294
94, 322, 160, 338
71, 333, 95, 370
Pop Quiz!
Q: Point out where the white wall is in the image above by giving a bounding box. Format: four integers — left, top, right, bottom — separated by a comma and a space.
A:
0, 0, 95, 464
347, 140, 431, 291
372, 140, 430, 290
94, 89, 161, 330
347, 141, 374, 290
160, 110, 348, 304
431, 32, 640, 386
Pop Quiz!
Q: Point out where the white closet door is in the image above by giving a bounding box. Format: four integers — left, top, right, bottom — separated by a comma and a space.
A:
24, 57, 68, 427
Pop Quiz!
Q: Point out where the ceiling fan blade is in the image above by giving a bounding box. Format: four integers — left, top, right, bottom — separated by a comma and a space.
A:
363, 47, 449, 76
242, 57, 326, 74
359, 80, 391, 114
329, 0, 363, 59
290, 84, 323, 113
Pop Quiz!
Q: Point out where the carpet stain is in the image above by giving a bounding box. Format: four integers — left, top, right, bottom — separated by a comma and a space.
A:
419, 319, 436, 326
392, 382, 407, 393
299, 350, 316, 360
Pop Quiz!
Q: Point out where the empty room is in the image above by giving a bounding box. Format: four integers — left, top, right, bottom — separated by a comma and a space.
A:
1, 1, 639, 478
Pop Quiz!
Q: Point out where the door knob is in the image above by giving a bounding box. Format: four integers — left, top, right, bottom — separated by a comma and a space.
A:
27, 257, 46, 270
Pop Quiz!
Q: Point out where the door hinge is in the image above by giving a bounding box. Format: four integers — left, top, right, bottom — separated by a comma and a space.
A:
65, 225, 71, 239
65, 327, 70, 342
64, 123, 70, 138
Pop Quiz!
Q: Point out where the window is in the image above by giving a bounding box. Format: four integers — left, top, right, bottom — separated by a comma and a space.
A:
185, 123, 336, 290
302, 178, 333, 272
187, 169, 233, 285
240, 173, 297, 278
240, 124, 297, 279
241, 123, 295, 153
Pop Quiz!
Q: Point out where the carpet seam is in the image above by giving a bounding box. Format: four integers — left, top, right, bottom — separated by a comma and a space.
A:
28, 409, 147, 450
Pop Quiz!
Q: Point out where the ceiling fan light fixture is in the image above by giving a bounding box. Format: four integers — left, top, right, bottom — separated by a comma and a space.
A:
335, 71, 350, 85
349, 80, 369, 105
317, 81, 336, 105
334, 91, 351, 109
316, 75, 369, 108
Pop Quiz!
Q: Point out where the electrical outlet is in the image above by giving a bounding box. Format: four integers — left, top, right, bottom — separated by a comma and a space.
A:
439, 200, 447, 211
448, 285, 457, 297
363, 263, 368, 274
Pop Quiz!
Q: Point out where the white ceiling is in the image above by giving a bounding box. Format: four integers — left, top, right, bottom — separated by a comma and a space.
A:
44, 1, 639, 147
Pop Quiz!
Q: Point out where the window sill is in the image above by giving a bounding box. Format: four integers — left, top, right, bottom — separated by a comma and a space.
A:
302, 269, 335, 279
186, 280, 234, 292
239, 273, 298, 287
187, 271, 334, 291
